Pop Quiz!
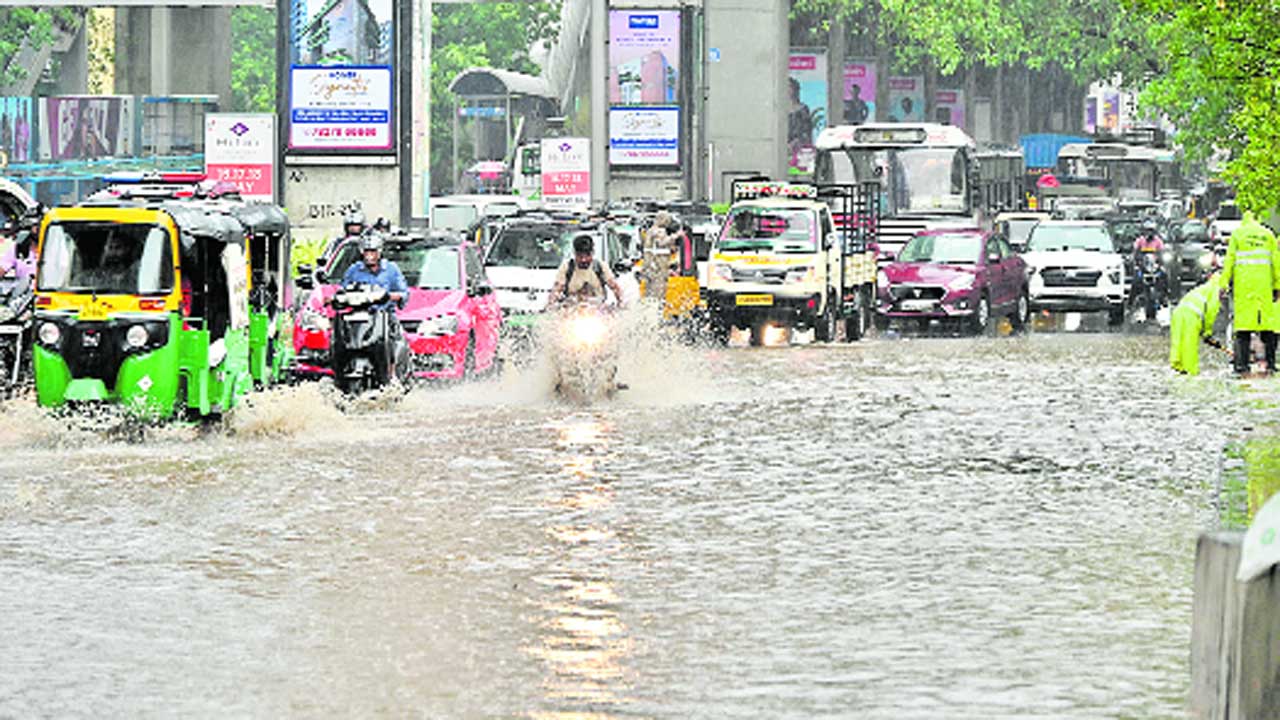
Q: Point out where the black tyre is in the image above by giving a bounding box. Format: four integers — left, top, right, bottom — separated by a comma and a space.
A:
873, 313, 890, 332
969, 293, 990, 335
1010, 289, 1030, 333
1107, 305, 1125, 327
748, 323, 765, 347
844, 289, 868, 342
814, 294, 837, 343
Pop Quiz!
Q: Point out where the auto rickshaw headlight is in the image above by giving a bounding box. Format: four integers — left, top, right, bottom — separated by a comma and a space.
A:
38, 321, 60, 346
126, 324, 149, 349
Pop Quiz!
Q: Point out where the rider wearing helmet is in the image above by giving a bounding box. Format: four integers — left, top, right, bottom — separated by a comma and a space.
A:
551, 234, 625, 305
341, 232, 408, 309
343, 211, 367, 239
1133, 217, 1165, 255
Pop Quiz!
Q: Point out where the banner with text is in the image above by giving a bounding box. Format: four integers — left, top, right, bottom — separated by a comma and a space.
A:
934, 89, 965, 130
541, 137, 590, 211
842, 61, 876, 125
205, 113, 275, 202
609, 107, 679, 166
887, 76, 925, 122
609, 10, 681, 105
787, 50, 827, 175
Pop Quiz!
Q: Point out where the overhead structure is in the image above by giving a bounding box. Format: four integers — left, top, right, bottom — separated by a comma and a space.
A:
447, 67, 560, 185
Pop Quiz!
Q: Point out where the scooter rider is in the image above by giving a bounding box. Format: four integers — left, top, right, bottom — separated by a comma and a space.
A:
341, 232, 407, 309
551, 235, 625, 305
1133, 217, 1166, 255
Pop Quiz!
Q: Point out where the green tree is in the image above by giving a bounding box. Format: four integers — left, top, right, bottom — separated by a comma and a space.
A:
431, 2, 560, 192
1134, 0, 1280, 214
0, 8, 79, 89
230, 6, 276, 113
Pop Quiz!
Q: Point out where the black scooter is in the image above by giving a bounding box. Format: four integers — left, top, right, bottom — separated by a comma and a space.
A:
329, 284, 412, 394
1132, 251, 1169, 322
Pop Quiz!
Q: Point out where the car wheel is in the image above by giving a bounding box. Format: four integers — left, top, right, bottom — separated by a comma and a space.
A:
463, 333, 476, 377
1010, 289, 1030, 333
815, 293, 837, 343
1107, 305, 1125, 327
873, 313, 889, 332
969, 293, 990, 335
748, 323, 765, 347
845, 291, 868, 342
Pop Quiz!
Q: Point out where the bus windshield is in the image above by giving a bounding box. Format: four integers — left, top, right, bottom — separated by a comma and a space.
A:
38, 222, 174, 295
819, 146, 969, 215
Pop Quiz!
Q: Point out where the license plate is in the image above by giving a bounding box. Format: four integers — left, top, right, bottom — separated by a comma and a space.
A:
736, 294, 774, 307
79, 304, 108, 321
345, 311, 371, 322
899, 299, 935, 311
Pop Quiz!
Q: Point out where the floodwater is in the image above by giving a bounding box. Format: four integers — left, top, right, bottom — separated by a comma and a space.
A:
0, 319, 1272, 718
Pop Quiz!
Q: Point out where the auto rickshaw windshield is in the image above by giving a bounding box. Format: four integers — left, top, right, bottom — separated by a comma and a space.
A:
38, 222, 175, 294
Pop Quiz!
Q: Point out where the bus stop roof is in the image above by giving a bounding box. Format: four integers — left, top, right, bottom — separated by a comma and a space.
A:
448, 68, 555, 100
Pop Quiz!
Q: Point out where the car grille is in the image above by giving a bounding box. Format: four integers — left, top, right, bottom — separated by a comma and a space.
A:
1041, 268, 1101, 287
889, 285, 946, 301
730, 267, 787, 284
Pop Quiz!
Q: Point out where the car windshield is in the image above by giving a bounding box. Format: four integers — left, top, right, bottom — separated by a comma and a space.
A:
431, 204, 479, 231
485, 227, 580, 269
1006, 220, 1040, 247
1217, 204, 1242, 221
330, 242, 461, 289
37, 222, 174, 294
1178, 223, 1209, 243
1028, 225, 1113, 252
898, 233, 982, 264
719, 207, 815, 253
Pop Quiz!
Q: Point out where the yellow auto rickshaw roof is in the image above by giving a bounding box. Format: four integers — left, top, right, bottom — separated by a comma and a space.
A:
43, 205, 174, 225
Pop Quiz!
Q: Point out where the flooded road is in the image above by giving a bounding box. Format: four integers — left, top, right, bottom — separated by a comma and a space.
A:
0, 327, 1270, 717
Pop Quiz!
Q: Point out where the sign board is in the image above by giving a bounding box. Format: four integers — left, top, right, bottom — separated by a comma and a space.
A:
787, 50, 827, 174
934, 89, 966, 130
887, 76, 925, 122
289, 67, 393, 151
205, 113, 275, 202
608, 10, 681, 105
842, 61, 876, 124
541, 137, 590, 211
609, 107, 679, 166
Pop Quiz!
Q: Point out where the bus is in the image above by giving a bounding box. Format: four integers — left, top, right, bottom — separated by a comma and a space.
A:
813, 122, 983, 260
1055, 128, 1182, 202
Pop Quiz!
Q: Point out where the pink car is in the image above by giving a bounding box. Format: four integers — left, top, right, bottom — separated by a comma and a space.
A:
294, 233, 502, 380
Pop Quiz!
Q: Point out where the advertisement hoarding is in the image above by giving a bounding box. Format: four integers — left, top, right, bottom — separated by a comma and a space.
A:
541, 137, 590, 211
287, 0, 395, 154
609, 106, 679, 166
205, 113, 276, 202
609, 10, 680, 105
934, 89, 966, 130
1102, 90, 1120, 131
1084, 96, 1098, 134
787, 49, 827, 174
37, 96, 136, 162
842, 61, 876, 125
887, 76, 925, 122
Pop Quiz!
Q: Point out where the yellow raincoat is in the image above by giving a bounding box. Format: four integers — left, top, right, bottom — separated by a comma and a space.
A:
1169, 273, 1222, 375
1222, 213, 1280, 332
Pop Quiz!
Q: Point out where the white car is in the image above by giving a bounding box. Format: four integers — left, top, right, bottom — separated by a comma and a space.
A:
1023, 220, 1127, 326
430, 194, 532, 232
1209, 202, 1243, 245
483, 220, 640, 326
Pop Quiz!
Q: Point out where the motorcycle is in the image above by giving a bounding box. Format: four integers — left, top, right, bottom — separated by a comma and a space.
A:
0, 270, 33, 396
329, 284, 412, 395
1132, 250, 1170, 323
548, 299, 620, 403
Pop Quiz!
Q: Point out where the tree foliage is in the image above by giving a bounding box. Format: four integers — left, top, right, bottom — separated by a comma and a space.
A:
431, 2, 560, 192
230, 6, 276, 113
0, 8, 79, 89
1135, 0, 1280, 213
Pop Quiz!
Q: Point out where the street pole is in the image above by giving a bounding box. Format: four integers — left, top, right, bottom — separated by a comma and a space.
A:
411, 0, 432, 222
590, 0, 606, 205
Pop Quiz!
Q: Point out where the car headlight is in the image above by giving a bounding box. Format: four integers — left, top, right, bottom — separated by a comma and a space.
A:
877, 270, 889, 289
949, 274, 976, 291
711, 263, 733, 283
784, 266, 814, 284
0, 305, 12, 323
125, 324, 149, 349
301, 309, 331, 332
1161, 250, 1174, 264
1197, 254, 1212, 268
427, 314, 460, 336
38, 321, 60, 346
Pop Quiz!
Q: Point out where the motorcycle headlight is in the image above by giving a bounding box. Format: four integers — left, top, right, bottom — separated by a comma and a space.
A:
949, 274, 976, 291
125, 324, 149, 349
38, 321, 60, 346
711, 263, 733, 283
568, 313, 607, 347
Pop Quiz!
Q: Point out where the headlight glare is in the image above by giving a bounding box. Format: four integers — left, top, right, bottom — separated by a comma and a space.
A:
125, 324, 149, 348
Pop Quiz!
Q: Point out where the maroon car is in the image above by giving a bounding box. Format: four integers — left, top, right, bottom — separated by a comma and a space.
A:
875, 228, 1029, 334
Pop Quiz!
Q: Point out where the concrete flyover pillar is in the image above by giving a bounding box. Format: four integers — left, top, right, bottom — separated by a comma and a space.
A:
704, 0, 788, 203
114, 6, 232, 105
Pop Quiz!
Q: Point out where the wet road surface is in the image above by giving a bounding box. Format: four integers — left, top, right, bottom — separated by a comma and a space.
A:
0, 324, 1272, 718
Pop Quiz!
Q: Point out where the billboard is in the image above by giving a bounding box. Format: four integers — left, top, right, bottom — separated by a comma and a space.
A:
205, 113, 276, 202
934, 89, 965, 130
787, 50, 827, 174
842, 61, 876, 125
287, 0, 395, 153
609, 106, 679, 166
541, 137, 590, 211
37, 96, 135, 162
1084, 96, 1098, 134
887, 76, 925, 122
1102, 90, 1120, 132
609, 10, 680, 105
0, 97, 33, 165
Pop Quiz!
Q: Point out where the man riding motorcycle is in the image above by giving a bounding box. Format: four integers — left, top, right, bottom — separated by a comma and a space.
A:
327, 232, 411, 390
1132, 217, 1169, 313
341, 232, 407, 309
551, 235, 625, 306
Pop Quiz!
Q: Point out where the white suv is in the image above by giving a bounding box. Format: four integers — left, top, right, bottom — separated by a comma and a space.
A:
1023, 220, 1127, 326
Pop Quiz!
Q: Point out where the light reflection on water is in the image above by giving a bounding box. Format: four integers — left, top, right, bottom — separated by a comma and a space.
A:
0, 332, 1277, 717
